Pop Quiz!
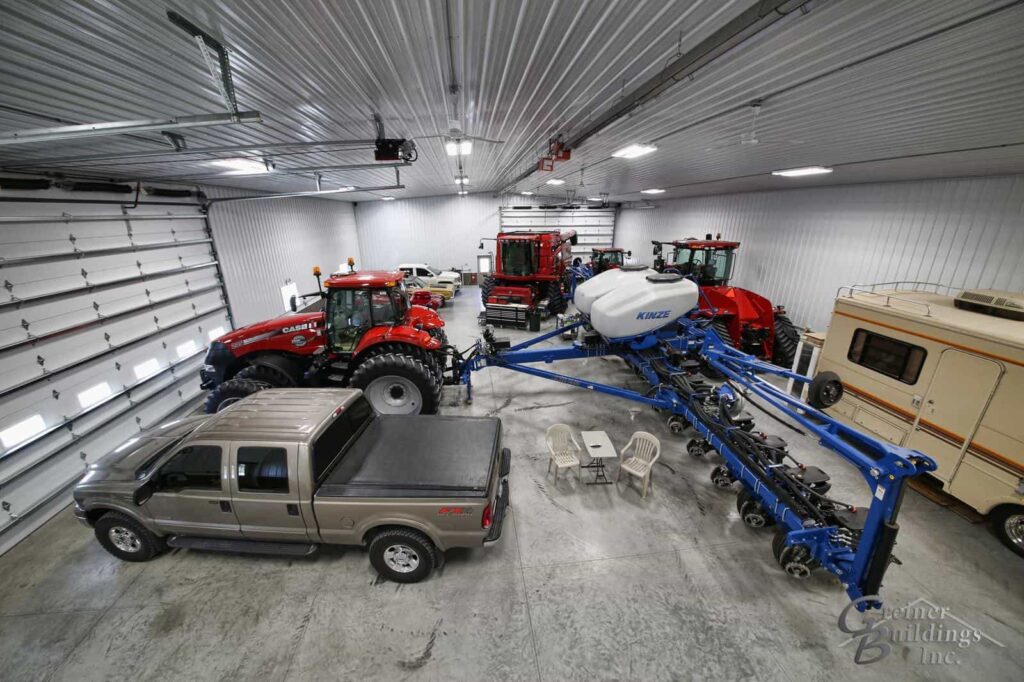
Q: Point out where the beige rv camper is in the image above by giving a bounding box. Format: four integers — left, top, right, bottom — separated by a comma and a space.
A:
814, 283, 1024, 558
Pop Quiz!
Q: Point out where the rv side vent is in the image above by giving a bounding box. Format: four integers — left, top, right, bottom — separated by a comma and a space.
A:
954, 289, 1024, 321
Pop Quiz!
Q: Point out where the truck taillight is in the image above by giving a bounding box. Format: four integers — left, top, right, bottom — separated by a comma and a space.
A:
482, 503, 493, 530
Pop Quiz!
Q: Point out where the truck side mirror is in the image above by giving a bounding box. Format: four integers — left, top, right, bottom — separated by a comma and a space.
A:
133, 481, 154, 506
289, 294, 298, 312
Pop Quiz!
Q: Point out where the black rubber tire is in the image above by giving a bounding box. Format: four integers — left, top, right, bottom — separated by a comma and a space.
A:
736, 488, 775, 528
772, 527, 819, 577
807, 371, 844, 409
349, 352, 440, 415
204, 378, 266, 413
361, 342, 445, 389
368, 528, 436, 583
547, 281, 567, 315
991, 505, 1024, 559
480, 275, 496, 305
711, 317, 735, 348
234, 362, 298, 388
772, 313, 800, 369
94, 512, 164, 562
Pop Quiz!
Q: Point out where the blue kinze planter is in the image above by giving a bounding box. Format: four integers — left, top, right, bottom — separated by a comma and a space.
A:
451, 270, 936, 611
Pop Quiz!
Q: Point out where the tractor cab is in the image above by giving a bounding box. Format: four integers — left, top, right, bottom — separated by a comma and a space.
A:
590, 247, 630, 274
653, 236, 738, 286
323, 271, 409, 353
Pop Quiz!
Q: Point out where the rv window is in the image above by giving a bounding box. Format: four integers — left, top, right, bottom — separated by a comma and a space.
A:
847, 329, 927, 385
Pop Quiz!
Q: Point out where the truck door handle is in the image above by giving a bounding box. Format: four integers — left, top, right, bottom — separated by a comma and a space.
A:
219, 501, 231, 513
286, 503, 300, 516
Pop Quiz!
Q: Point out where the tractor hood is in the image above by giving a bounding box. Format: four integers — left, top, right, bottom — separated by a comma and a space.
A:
406, 304, 443, 330
215, 311, 324, 346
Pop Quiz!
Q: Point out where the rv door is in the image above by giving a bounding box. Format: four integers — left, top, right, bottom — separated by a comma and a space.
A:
906, 349, 1002, 482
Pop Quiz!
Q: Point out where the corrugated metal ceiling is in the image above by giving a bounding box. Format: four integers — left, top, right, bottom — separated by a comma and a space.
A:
1, 0, 1021, 202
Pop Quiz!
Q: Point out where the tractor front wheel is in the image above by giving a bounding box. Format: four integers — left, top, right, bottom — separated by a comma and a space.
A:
772, 313, 800, 368
547, 281, 567, 315
204, 378, 266, 413
350, 353, 440, 415
480, 276, 496, 305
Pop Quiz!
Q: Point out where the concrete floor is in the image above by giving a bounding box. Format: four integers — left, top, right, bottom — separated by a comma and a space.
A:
1, 286, 1021, 681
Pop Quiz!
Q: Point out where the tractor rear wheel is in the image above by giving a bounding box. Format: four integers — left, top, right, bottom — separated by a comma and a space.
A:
480, 276, 496, 305
204, 378, 266, 413
363, 342, 445, 388
350, 352, 440, 415
547, 281, 567, 315
772, 313, 800, 368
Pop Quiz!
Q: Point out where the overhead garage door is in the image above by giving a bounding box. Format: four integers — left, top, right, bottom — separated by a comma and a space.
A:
499, 207, 616, 261
0, 187, 232, 554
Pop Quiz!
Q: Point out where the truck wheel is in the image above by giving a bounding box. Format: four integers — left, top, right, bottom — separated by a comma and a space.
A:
368, 528, 436, 583
95, 512, 164, 562
480, 275, 495, 305
991, 505, 1024, 558
772, 313, 800, 368
350, 353, 440, 415
547, 281, 567, 315
807, 371, 844, 409
204, 378, 265, 413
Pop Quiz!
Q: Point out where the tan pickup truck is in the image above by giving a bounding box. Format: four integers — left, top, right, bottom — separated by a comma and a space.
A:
72, 389, 510, 582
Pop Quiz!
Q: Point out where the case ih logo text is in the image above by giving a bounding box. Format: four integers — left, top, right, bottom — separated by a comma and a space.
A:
636, 310, 671, 320
281, 323, 313, 334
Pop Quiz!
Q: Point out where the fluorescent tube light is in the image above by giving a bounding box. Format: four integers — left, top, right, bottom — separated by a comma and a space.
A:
521, 191, 534, 196
640, 188, 665, 194
612, 144, 657, 159
209, 158, 270, 174
546, 179, 565, 185
381, 196, 395, 201
771, 166, 833, 177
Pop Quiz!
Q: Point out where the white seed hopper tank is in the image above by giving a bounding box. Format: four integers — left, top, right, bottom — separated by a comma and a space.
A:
574, 264, 656, 315
589, 272, 699, 338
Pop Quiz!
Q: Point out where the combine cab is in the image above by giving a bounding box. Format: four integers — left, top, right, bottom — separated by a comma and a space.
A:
652, 236, 799, 367
578, 247, 629, 275
480, 229, 577, 328
200, 267, 447, 415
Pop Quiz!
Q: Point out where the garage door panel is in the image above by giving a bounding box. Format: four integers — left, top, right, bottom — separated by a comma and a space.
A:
499, 207, 617, 257
0, 190, 231, 552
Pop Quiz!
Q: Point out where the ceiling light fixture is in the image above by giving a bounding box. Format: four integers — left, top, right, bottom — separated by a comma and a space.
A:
771, 166, 833, 177
444, 139, 473, 156
457, 190, 468, 195
209, 157, 271, 174
337, 186, 355, 192
587, 196, 603, 202
455, 176, 469, 185
546, 178, 565, 185
521, 191, 534, 196
381, 196, 395, 201
612, 144, 657, 159
640, 188, 665, 194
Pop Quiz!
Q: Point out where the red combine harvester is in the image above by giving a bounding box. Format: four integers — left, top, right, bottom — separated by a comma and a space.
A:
652, 236, 800, 367
200, 267, 448, 415
480, 229, 577, 328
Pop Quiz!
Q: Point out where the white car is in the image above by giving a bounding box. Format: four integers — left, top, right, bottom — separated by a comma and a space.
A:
398, 263, 462, 292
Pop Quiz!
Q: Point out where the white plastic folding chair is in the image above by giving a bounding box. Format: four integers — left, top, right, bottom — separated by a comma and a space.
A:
545, 424, 582, 484
616, 431, 661, 498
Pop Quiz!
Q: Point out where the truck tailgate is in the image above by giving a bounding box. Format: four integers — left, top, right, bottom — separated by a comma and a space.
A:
316, 416, 501, 498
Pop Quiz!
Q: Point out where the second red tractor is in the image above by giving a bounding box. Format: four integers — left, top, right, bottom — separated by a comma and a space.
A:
652, 236, 800, 368
480, 229, 577, 327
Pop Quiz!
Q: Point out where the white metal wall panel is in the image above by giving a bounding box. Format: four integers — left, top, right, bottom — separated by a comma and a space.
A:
615, 175, 1024, 331
500, 207, 616, 259
203, 186, 360, 326
0, 187, 232, 554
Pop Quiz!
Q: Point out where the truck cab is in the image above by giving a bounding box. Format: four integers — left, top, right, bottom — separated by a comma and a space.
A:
74, 389, 510, 582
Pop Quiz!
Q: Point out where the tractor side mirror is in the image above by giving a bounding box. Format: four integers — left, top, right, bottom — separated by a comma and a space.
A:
289, 294, 298, 312
627, 251, 632, 257
570, 234, 579, 246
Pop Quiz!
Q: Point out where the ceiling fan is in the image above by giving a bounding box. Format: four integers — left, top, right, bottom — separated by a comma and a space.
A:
704, 100, 802, 151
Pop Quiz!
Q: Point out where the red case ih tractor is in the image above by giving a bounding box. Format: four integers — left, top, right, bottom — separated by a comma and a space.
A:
573, 246, 630, 275
480, 229, 577, 328
200, 268, 448, 415
652, 236, 800, 367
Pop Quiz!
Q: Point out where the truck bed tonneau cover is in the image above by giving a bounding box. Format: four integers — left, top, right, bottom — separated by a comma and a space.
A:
315, 416, 500, 498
